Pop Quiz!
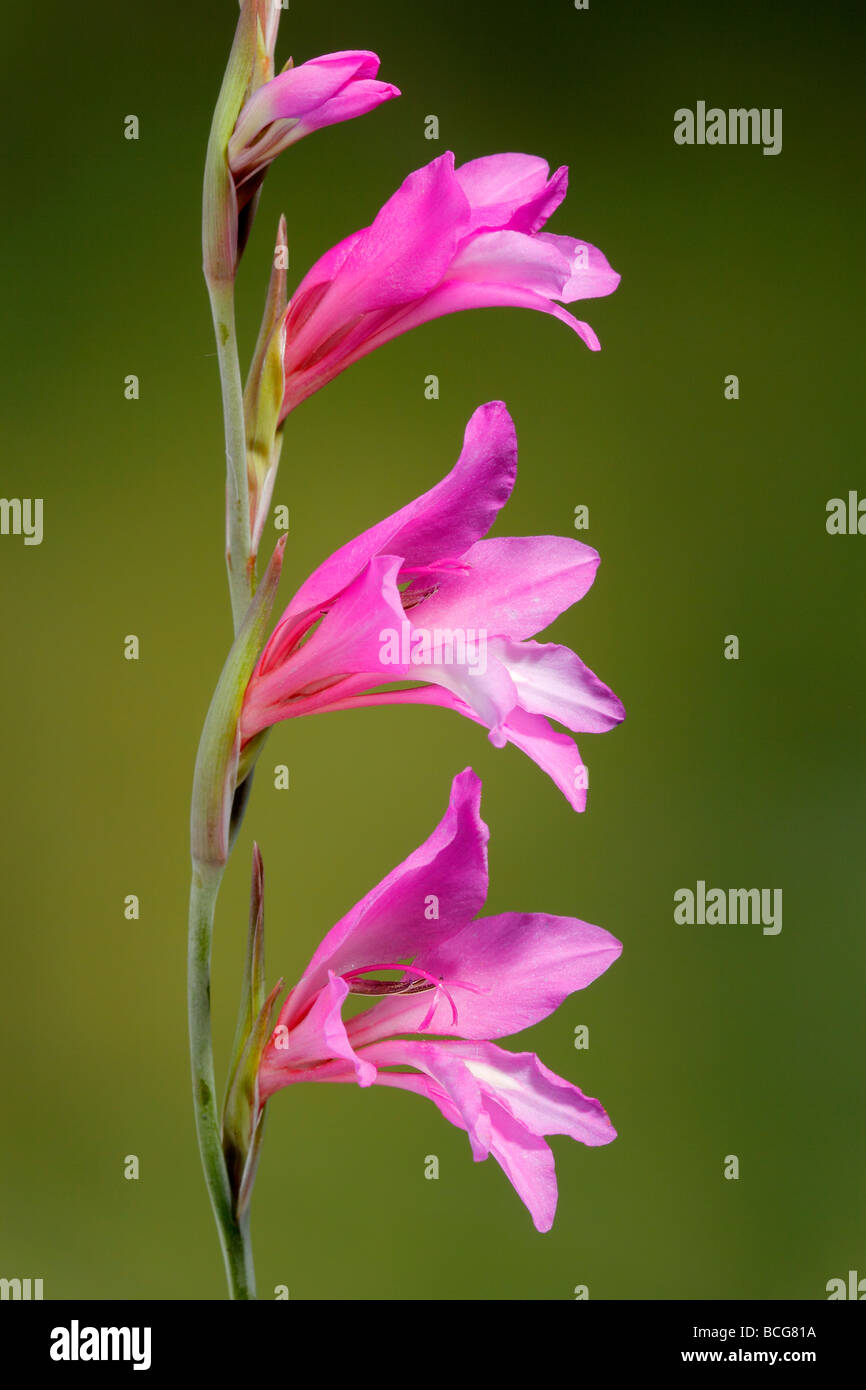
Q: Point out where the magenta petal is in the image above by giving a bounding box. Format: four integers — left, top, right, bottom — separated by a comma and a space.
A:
260, 973, 375, 1099
354, 276, 605, 352
279, 155, 472, 404
453, 1042, 618, 1146
535, 233, 622, 302
493, 704, 590, 810
278, 149, 618, 417
319, 684, 591, 811
455, 154, 568, 235
414, 1040, 617, 1146
411, 535, 601, 640
488, 637, 626, 733
288, 154, 469, 361
448, 230, 577, 297
455, 153, 552, 209
276, 402, 517, 631
229, 52, 397, 183
364, 1038, 492, 1159
347, 910, 622, 1044
415, 689, 591, 810
233, 53, 381, 143
373, 1061, 558, 1231
338, 153, 468, 305
484, 1097, 558, 1232
407, 639, 519, 747
448, 232, 620, 305
286, 229, 366, 314
289, 769, 489, 1013
287, 80, 401, 141
366, 1037, 616, 1146
367, 1039, 615, 1196
242, 555, 405, 735
506, 164, 569, 237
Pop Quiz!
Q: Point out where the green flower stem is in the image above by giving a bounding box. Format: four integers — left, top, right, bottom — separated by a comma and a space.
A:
207, 278, 254, 634
194, 261, 256, 1297
187, 517, 285, 1299
191, 0, 269, 1304
187, 283, 252, 1289
188, 860, 257, 1300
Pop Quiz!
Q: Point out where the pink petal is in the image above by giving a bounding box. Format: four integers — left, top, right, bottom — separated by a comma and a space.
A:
408, 535, 601, 640
274, 402, 517, 634
483, 1097, 559, 1232
243, 555, 405, 736
285, 153, 470, 367
285, 230, 367, 319
455, 154, 569, 235
410, 688, 592, 810
287, 80, 401, 142
367, 1039, 616, 1211
488, 637, 626, 733
535, 233, 622, 302
282, 284, 604, 413
374, 1063, 558, 1231
347, 910, 622, 1044
367, 1037, 615, 1145
490, 703, 590, 810
405, 636, 520, 748
232, 52, 383, 149
451, 1042, 618, 1147
277, 152, 619, 417
287, 769, 489, 1016
447, 229, 578, 297
351, 276, 605, 352
370, 1039, 492, 1159
302, 683, 591, 811
259, 972, 375, 1100
229, 54, 398, 187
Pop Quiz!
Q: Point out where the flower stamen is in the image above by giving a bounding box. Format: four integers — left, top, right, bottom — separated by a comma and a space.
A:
343, 961, 478, 1028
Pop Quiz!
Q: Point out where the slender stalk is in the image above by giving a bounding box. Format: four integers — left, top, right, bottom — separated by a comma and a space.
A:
191, 0, 269, 1304
207, 277, 253, 634
186, 459, 285, 1301
192, 269, 256, 1297
188, 860, 257, 1299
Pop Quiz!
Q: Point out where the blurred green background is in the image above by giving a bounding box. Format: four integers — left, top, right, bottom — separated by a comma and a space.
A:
1, 0, 862, 1300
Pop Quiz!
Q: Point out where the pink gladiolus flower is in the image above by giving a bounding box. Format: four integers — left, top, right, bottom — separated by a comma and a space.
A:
279, 151, 620, 416
258, 769, 621, 1232
229, 51, 400, 209
240, 402, 625, 810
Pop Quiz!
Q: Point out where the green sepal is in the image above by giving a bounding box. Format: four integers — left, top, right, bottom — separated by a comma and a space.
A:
234, 844, 267, 1049
222, 845, 284, 1219
223, 978, 282, 1219
244, 216, 288, 561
